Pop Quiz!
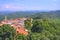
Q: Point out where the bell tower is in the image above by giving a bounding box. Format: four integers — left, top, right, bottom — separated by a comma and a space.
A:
5, 16, 7, 20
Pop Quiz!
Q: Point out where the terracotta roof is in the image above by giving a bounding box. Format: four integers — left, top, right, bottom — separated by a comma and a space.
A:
16, 27, 28, 36
0, 18, 28, 36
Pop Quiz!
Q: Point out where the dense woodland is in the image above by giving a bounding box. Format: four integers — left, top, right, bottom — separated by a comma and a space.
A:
0, 10, 60, 21
0, 10, 60, 40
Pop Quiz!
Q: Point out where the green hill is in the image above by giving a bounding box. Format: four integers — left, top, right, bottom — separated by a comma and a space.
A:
29, 10, 60, 19
0, 10, 60, 21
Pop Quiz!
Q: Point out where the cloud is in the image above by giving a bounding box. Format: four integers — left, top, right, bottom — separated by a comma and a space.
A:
0, 4, 45, 11
0, 4, 25, 11
0, 3, 59, 11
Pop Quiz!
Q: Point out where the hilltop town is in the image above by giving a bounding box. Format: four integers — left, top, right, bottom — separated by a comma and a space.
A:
0, 17, 31, 36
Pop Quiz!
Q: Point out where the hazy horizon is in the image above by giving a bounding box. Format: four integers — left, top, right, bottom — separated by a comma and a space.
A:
0, 0, 60, 11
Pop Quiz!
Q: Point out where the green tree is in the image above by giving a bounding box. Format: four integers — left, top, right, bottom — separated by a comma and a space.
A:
0, 24, 16, 40
31, 20, 43, 33
16, 34, 27, 40
24, 18, 32, 31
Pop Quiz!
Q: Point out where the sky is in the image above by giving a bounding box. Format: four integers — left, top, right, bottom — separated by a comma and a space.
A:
0, 0, 60, 11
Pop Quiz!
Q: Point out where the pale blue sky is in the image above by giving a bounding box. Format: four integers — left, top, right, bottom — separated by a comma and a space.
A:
0, 0, 60, 11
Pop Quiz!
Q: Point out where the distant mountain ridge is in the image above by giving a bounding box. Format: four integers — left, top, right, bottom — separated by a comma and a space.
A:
29, 10, 60, 19
0, 10, 60, 21
0, 11, 38, 21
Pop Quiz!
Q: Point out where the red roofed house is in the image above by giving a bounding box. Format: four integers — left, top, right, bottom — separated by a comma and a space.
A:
0, 17, 28, 36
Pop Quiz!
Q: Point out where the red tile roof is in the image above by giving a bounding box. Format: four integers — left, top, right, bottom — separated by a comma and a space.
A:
16, 27, 28, 36
0, 18, 28, 36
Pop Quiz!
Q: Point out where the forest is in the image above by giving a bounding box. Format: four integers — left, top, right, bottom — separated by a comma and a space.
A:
0, 10, 60, 40
0, 10, 60, 21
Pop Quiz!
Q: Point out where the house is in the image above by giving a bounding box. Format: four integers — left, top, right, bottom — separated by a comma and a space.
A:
0, 18, 28, 36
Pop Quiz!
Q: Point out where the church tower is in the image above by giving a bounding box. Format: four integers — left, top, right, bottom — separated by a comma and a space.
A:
5, 16, 7, 20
